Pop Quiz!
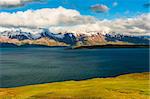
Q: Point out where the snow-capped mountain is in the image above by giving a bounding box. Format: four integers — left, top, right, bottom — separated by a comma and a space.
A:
105, 33, 150, 45
0, 28, 149, 46
0, 29, 41, 40
0, 28, 77, 45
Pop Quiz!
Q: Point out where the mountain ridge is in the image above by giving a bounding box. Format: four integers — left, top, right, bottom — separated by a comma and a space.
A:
0, 28, 149, 46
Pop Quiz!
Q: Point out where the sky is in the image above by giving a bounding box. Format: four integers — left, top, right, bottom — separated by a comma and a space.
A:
0, 0, 149, 19
0, 0, 149, 35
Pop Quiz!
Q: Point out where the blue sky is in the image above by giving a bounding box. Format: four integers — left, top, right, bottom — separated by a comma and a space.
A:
0, 0, 149, 19
0, 0, 149, 34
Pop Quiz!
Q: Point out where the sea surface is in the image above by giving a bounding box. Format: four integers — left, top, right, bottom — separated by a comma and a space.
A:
0, 47, 149, 88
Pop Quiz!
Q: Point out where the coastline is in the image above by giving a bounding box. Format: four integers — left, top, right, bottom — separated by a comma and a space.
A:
0, 72, 149, 99
1, 42, 150, 50
0, 42, 68, 48
72, 44, 150, 49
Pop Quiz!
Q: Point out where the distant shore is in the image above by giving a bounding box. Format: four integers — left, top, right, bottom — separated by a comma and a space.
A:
72, 44, 150, 49
1, 42, 150, 49
0, 72, 149, 99
0, 42, 68, 48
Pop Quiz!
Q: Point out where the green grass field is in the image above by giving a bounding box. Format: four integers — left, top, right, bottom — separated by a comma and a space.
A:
0, 72, 149, 99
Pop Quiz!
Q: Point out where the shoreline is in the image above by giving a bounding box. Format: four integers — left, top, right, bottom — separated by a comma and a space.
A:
72, 44, 150, 49
1, 71, 149, 88
0, 72, 149, 99
1, 42, 150, 49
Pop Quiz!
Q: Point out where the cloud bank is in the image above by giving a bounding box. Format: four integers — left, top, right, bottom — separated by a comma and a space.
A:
0, 7, 149, 35
0, 7, 95, 28
0, 0, 43, 8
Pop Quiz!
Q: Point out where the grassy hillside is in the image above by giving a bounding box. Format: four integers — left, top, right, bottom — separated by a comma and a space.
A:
0, 72, 149, 99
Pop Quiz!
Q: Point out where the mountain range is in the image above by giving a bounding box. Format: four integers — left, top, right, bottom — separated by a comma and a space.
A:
0, 28, 149, 47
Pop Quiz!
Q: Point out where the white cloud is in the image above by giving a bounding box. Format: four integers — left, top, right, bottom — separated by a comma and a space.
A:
50, 13, 150, 35
90, 4, 109, 13
0, 7, 95, 28
0, 0, 43, 8
110, 14, 150, 34
49, 23, 110, 35
0, 7, 149, 35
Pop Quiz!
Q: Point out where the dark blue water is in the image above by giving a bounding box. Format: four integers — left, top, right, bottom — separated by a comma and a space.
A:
0, 48, 149, 88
